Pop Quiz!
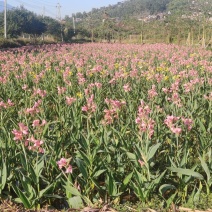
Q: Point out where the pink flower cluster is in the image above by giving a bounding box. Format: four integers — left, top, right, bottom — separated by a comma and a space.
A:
57, 86, 66, 95
77, 73, 86, 85
25, 136, 44, 153
0, 99, 14, 109
57, 158, 73, 173
164, 115, 193, 135
84, 82, 102, 96
32, 119, 47, 128
82, 94, 97, 113
33, 88, 47, 98
25, 100, 42, 115
123, 84, 131, 92
12, 122, 45, 153
135, 100, 155, 138
103, 98, 126, 125
12, 123, 29, 141
164, 115, 182, 135
65, 96, 76, 105
148, 84, 158, 99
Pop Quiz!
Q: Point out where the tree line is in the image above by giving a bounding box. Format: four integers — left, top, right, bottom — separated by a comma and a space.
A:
0, 0, 211, 46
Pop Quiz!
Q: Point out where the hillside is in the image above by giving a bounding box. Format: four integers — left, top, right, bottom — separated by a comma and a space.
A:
70, 0, 212, 46
75, 0, 212, 21
0, 0, 211, 46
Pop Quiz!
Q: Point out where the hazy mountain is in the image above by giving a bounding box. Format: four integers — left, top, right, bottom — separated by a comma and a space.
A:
75, 0, 212, 20
0, 1, 14, 13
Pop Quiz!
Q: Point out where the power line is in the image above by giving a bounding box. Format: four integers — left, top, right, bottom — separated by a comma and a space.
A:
10, 0, 44, 10
56, 2, 63, 42
27, 0, 55, 8
56, 2, 61, 21
9, 0, 77, 19
9, 0, 57, 17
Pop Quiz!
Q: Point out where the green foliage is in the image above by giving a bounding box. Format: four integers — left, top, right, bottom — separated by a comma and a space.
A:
0, 41, 212, 210
0, 7, 46, 38
0, 7, 63, 40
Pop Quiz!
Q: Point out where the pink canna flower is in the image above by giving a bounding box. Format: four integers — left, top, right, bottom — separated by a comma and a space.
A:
82, 94, 96, 113
182, 117, 193, 130
148, 84, 158, 99
135, 100, 155, 138
32, 119, 40, 127
0, 101, 7, 109
65, 96, 76, 105
26, 136, 44, 152
57, 158, 67, 169
18, 123, 29, 135
77, 73, 86, 85
123, 84, 131, 92
82, 105, 89, 112
12, 123, 28, 141
41, 119, 47, 126
7, 99, 14, 106
33, 139, 44, 147
12, 129, 23, 141
25, 100, 42, 115
170, 127, 182, 135
65, 165, 73, 173
94, 82, 102, 88
33, 88, 47, 98
164, 115, 185, 135
103, 109, 118, 125
164, 115, 179, 128
138, 159, 145, 167
162, 87, 169, 93
57, 86, 66, 95
22, 84, 28, 90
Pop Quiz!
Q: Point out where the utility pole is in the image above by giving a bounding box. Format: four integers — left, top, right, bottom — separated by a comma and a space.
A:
72, 14, 75, 34
56, 2, 63, 42
4, 0, 7, 39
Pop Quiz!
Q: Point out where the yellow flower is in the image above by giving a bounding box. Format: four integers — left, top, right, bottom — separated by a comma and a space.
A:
101, 70, 107, 75
114, 63, 119, 69
164, 76, 169, 81
76, 92, 83, 98
172, 75, 180, 80
77, 67, 82, 72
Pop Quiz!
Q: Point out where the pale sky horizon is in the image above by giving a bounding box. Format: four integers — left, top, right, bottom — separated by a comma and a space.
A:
8, 0, 122, 18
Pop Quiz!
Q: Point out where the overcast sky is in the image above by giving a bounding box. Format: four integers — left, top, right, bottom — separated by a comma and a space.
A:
8, 0, 121, 18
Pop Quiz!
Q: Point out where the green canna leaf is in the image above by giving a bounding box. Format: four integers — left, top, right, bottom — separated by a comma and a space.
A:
123, 171, 133, 186
159, 184, 176, 196
168, 167, 204, 180
64, 184, 81, 196
92, 169, 107, 178
126, 152, 136, 161
78, 150, 91, 166
0, 160, 7, 193
147, 143, 161, 161
198, 154, 211, 182
75, 158, 88, 179
68, 196, 83, 209
39, 183, 53, 197
12, 186, 32, 209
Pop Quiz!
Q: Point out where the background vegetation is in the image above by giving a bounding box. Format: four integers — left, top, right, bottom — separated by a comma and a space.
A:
0, 0, 212, 47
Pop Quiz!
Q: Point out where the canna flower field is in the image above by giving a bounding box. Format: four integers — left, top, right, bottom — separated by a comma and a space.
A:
0, 43, 211, 210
